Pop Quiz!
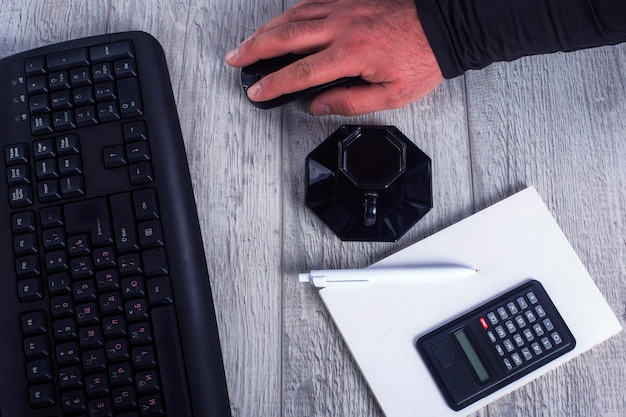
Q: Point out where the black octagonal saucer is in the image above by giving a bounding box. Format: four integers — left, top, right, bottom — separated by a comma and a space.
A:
305, 125, 433, 242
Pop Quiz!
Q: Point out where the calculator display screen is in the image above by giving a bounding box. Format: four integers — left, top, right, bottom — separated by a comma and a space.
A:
453, 329, 490, 383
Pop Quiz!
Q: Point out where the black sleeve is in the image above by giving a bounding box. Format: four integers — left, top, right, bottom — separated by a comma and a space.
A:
414, 0, 626, 78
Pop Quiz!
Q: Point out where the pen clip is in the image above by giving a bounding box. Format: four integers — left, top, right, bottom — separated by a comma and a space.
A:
311, 275, 372, 288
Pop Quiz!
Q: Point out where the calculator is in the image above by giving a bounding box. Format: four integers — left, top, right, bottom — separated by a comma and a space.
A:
416, 280, 575, 411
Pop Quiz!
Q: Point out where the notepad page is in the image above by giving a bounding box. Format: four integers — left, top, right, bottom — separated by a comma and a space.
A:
318, 186, 622, 417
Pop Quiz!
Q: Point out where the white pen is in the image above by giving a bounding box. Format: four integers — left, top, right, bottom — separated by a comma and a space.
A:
298, 265, 478, 288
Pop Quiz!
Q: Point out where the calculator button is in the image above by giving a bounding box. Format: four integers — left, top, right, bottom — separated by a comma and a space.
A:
504, 320, 516, 334
521, 348, 533, 361
495, 326, 507, 339
495, 344, 505, 357
543, 318, 554, 331
532, 323, 545, 337
503, 358, 513, 371
527, 291, 538, 304
487, 312, 498, 325
487, 331, 496, 343
511, 353, 523, 366
514, 315, 527, 328
523, 328, 534, 342
506, 302, 519, 315
516, 296, 529, 309
525, 310, 537, 323
497, 307, 508, 319
513, 334, 524, 347
551, 332, 563, 345
541, 337, 553, 350
531, 342, 543, 355
535, 305, 547, 318
503, 339, 514, 352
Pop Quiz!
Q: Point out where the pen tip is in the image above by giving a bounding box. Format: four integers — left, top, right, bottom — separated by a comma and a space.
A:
298, 273, 310, 283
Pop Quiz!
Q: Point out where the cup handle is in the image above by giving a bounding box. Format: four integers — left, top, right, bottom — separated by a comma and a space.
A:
363, 192, 378, 226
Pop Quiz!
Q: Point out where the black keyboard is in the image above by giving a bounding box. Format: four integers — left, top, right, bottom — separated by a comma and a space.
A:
0, 31, 231, 417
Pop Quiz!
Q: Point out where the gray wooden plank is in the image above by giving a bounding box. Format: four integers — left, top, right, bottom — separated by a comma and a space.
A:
466, 45, 626, 416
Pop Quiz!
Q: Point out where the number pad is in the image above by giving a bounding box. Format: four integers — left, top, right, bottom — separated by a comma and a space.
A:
479, 282, 574, 373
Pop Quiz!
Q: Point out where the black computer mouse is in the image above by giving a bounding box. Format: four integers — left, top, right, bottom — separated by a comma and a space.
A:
240, 53, 366, 109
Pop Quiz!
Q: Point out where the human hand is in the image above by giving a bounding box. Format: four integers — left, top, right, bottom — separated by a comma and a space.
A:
225, 0, 444, 116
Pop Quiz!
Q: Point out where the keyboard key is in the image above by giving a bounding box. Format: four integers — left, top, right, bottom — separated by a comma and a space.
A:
109, 362, 133, 386
70, 67, 93, 87
139, 393, 165, 416
129, 162, 154, 184
88, 397, 114, 417
52, 110, 77, 131
31, 114, 54, 135
59, 365, 83, 389
56, 342, 80, 366
152, 305, 193, 416
64, 197, 113, 245
98, 101, 121, 122
90, 40, 134, 63
147, 277, 174, 306
26, 358, 53, 382
125, 299, 149, 322
134, 188, 160, 220
124, 120, 148, 141
143, 248, 169, 276
5, 143, 29, 165
75, 105, 98, 126
136, 369, 160, 393
33, 138, 56, 160
24, 335, 50, 359
12, 211, 36, 233
112, 387, 138, 411
50, 90, 73, 110
103, 145, 127, 168
48, 47, 89, 71
53, 317, 78, 342
92, 63, 115, 81
18, 277, 44, 302
27, 75, 48, 95
115, 58, 138, 78
36, 159, 59, 180
85, 373, 110, 397
29, 383, 56, 408
111, 193, 140, 252
25, 56, 46, 76
16, 254, 40, 278
118, 77, 143, 117
14, 232, 38, 255
29, 94, 51, 115
21, 311, 47, 335
48, 71, 71, 90
61, 389, 87, 413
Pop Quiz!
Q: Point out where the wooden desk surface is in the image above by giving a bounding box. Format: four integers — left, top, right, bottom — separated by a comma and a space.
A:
1, 1, 624, 416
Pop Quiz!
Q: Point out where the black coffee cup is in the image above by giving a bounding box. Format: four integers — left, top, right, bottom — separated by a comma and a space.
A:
305, 125, 433, 242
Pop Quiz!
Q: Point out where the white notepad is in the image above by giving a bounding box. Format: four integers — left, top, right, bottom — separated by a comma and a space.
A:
316, 186, 622, 417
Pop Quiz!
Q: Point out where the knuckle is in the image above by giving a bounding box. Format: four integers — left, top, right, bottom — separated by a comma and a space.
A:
291, 59, 315, 81
338, 99, 361, 117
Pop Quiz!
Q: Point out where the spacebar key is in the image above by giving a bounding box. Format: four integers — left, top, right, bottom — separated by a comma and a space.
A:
152, 305, 193, 416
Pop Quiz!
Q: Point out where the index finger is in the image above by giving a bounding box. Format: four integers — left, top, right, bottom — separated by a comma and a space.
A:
246, 48, 361, 103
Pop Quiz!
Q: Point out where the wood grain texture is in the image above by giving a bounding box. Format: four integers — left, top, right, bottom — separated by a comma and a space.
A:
0, 1, 624, 416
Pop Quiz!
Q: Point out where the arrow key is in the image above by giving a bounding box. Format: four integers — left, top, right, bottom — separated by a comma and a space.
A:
103, 145, 127, 168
